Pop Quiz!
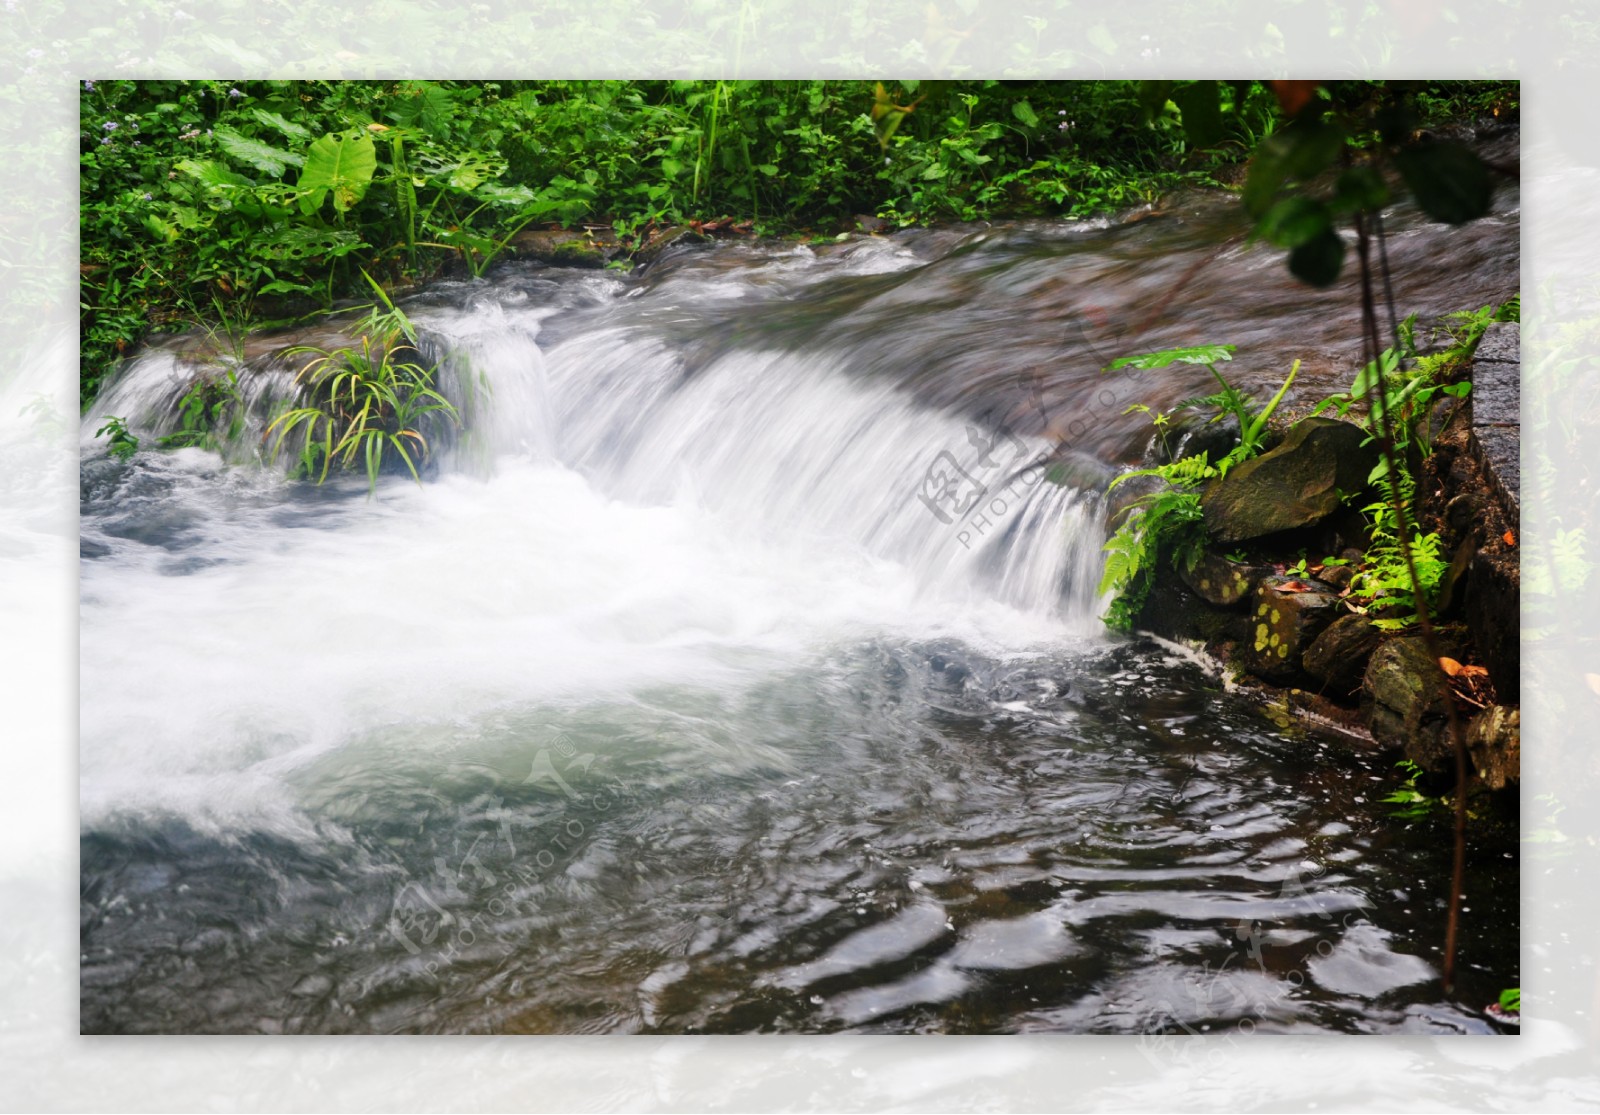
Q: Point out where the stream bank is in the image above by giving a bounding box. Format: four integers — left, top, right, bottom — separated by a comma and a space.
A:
1117, 321, 1521, 804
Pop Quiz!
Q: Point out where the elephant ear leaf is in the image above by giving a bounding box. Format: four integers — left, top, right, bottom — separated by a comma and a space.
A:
298, 130, 376, 215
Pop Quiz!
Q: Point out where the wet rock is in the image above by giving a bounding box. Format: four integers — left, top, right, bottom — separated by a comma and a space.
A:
1179, 549, 1269, 607
1134, 560, 1245, 646
1154, 412, 1241, 466
1302, 613, 1384, 700
1363, 638, 1450, 767
1039, 448, 1118, 493
1464, 551, 1519, 704
1467, 704, 1520, 790
633, 224, 708, 267
1201, 418, 1377, 542
508, 227, 620, 268
1238, 576, 1341, 680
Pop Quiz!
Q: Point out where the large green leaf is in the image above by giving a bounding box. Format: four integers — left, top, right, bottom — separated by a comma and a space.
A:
248, 224, 366, 262
297, 131, 377, 215
249, 107, 311, 143
214, 124, 303, 177
1395, 141, 1492, 225
1107, 344, 1236, 372
174, 158, 254, 192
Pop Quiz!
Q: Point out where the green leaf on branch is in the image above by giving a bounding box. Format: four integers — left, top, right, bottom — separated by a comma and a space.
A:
1242, 117, 1345, 216
298, 130, 377, 215
1288, 226, 1345, 286
1011, 99, 1039, 129
248, 225, 366, 262
1331, 166, 1389, 213
1395, 141, 1492, 225
175, 158, 255, 193
1258, 196, 1331, 248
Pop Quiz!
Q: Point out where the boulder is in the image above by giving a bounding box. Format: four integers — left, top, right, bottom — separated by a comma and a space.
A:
509, 227, 621, 268
1302, 613, 1385, 700
1134, 561, 1245, 646
1179, 549, 1270, 607
1467, 704, 1520, 790
1201, 417, 1377, 542
1238, 576, 1341, 680
1363, 638, 1450, 768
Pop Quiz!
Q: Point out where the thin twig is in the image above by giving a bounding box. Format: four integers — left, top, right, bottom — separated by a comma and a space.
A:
1355, 209, 1471, 996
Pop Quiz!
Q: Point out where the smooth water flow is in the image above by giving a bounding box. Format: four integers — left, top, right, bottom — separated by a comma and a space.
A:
80, 194, 1518, 1033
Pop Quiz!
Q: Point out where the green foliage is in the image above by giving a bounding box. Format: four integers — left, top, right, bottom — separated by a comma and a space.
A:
156, 371, 244, 452
1098, 484, 1208, 633
265, 279, 459, 492
94, 415, 140, 460
1155, 80, 1513, 286
1304, 296, 1517, 631
1382, 759, 1447, 820
1097, 343, 1299, 629
1348, 483, 1448, 631
81, 79, 1300, 406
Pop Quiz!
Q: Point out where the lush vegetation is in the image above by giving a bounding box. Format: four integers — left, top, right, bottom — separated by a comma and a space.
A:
79, 78, 1515, 406
1097, 343, 1299, 630
1096, 297, 1519, 635
265, 277, 459, 490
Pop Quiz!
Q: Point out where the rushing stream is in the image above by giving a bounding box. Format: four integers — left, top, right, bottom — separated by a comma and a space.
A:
80, 186, 1519, 1034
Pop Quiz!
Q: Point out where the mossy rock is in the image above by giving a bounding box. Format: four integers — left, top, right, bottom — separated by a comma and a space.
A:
1133, 560, 1246, 646
509, 228, 620, 268
1302, 613, 1385, 701
1363, 637, 1450, 768
1201, 417, 1377, 543
1180, 549, 1270, 607
1467, 704, 1520, 790
1238, 576, 1341, 681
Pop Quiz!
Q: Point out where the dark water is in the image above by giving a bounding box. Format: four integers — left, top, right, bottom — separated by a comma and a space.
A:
79, 183, 1519, 1034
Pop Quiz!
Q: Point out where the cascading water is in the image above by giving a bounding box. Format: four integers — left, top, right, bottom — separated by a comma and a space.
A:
79, 197, 1518, 1034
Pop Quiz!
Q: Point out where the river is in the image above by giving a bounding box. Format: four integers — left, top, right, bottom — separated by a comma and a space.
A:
79, 184, 1519, 1034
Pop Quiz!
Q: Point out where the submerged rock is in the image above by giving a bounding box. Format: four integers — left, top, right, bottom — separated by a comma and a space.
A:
1238, 576, 1341, 680
1201, 418, 1377, 542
